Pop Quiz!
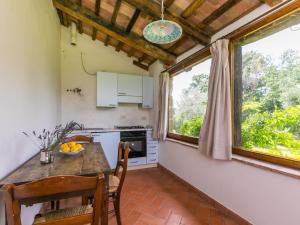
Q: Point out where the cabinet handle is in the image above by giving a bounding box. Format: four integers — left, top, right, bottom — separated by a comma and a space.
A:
131, 161, 138, 163
149, 159, 156, 162
118, 92, 127, 95
109, 104, 117, 107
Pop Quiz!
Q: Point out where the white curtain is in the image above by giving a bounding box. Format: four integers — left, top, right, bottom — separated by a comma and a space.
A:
152, 72, 169, 141
198, 39, 232, 160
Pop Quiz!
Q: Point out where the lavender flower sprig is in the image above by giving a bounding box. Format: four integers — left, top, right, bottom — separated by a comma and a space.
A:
23, 121, 82, 152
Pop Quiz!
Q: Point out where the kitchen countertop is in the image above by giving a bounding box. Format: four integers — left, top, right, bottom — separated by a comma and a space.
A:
74, 127, 153, 133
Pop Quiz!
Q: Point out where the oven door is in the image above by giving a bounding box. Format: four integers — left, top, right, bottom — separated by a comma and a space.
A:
120, 136, 147, 158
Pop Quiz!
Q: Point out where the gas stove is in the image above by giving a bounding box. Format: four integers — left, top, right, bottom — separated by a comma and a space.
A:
114, 125, 145, 129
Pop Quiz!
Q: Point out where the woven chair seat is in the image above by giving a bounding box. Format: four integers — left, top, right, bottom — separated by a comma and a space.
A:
109, 175, 120, 193
33, 205, 93, 224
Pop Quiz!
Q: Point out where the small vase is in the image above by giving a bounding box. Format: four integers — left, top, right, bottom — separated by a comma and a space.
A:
40, 150, 54, 164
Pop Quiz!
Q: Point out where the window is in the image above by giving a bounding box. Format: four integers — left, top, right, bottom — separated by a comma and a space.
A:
233, 9, 300, 167
168, 57, 212, 144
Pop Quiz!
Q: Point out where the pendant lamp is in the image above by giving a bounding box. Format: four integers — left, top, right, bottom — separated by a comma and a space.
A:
143, 0, 182, 44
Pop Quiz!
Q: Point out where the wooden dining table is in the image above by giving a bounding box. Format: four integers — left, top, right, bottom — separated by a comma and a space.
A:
0, 143, 111, 225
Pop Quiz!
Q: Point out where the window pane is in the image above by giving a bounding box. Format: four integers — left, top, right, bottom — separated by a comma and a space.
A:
169, 58, 211, 138
234, 19, 300, 160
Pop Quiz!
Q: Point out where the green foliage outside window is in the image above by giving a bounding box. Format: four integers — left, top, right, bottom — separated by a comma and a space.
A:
171, 49, 300, 160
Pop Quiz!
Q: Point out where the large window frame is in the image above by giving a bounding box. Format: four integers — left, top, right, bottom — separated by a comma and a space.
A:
167, 48, 211, 145
230, 1, 300, 170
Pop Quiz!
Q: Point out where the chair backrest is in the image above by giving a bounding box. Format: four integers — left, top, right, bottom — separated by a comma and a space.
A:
1, 174, 104, 225
64, 135, 94, 143
114, 142, 130, 194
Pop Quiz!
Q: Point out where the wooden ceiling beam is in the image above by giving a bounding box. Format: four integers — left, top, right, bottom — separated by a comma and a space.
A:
200, 0, 241, 27
77, 19, 83, 33
122, 0, 210, 45
115, 42, 122, 52
53, 0, 176, 64
114, 9, 141, 55
133, 60, 148, 71
107, 0, 121, 45
181, 0, 205, 18
164, 0, 176, 8
168, 36, 187, 52
139, 54, 147, 62
126, 9, 140, 33
260, 0, 283, 6
92, 0, 101, 40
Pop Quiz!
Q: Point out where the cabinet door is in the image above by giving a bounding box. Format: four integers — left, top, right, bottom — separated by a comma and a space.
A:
118, 74, 142, 97
98, 132, 120, 169
97, 72, 118, 107
142, 76, 154, 108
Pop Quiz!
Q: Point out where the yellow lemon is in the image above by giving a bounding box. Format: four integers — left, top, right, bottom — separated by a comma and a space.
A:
68, 141, 76, 147
62, 146, 70, 152
60, 143, 68, 150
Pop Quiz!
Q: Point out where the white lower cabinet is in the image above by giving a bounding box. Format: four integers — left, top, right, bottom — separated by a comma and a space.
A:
91, 132, 120, 169
146, 130, 159, 164
128, 157, 147, 167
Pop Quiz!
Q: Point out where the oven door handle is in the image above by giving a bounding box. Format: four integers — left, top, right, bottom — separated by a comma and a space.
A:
121, 137, 146, 140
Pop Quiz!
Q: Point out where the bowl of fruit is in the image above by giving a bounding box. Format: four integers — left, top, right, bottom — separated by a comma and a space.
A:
59, 142, 84, 155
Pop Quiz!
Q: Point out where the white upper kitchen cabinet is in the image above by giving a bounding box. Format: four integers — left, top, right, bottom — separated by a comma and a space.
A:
117, 74, 142, 103
142, 76, 154, 108
97, 72, 118, 107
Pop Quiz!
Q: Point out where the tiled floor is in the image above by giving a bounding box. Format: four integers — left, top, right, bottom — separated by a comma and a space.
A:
108, 167, 241, 225
59, 167, 243, 225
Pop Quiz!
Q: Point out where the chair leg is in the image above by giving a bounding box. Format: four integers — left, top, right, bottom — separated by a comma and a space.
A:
113, 195, 122, 225
55, 200, 60, 210
82, 196, 89, 205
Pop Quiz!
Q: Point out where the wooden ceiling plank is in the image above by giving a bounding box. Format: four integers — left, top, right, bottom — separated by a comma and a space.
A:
181, 0, 205, 18
133, 60, 149, 71
200, 0, 241, 27
261, 0, 283, 7
53, 0, 176, 64
92, 0, 101, 40
122, 0, 210, 45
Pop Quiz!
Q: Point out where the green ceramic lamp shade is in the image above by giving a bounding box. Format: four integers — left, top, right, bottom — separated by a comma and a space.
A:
143, 0, 182, 44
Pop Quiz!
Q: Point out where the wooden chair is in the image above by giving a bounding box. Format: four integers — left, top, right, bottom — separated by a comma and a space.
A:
1, 174, 105, 225
64, 135, 94, 143
109, 142, 130, 225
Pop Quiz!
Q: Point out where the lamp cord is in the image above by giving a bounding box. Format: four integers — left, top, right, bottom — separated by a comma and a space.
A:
80, 52, 96, 76
161, 0, 164, 20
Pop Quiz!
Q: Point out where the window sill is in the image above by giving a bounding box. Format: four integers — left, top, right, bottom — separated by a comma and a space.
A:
232, 155, 300, 180
165, 138, 300, 179
166, 137, 198, 149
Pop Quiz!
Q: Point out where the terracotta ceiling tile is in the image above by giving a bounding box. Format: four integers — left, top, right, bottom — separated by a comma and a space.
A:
188, 0, 227, 24
210, 0, 261, 31
169, 0, 193, 17
116, 2, 135, 30
82, 24, 93, 36
82, 0, 95, 11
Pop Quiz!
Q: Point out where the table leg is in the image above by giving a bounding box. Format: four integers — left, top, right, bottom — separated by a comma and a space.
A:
101, 173, 109, 225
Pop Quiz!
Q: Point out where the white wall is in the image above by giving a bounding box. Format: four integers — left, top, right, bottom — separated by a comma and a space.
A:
60, 27, 151, 128
155, 3, 300, 225
0, 1, 61, 224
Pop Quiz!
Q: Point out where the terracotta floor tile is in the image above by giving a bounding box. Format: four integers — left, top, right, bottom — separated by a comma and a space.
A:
55, 167, 246, 225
